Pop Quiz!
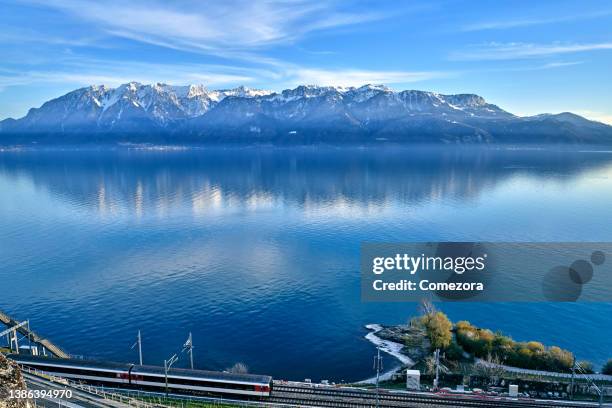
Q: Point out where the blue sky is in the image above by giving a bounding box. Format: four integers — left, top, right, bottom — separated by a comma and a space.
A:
1, 0, 611, 123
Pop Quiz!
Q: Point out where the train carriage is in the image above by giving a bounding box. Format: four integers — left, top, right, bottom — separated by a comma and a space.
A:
9, 354, 272, 398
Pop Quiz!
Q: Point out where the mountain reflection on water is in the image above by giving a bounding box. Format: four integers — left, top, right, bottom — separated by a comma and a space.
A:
1, 146, 612, 381
1, 147, 609, 216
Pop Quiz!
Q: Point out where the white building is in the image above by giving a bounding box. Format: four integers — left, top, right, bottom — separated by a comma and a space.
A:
406, 369, 420, 390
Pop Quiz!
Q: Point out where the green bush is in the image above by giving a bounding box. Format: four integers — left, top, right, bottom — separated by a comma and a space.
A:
421, 311, 453, 350
453, 322, 574, 373
444, 341, 465, 361
546, 346, 574, 372
576, 360, 594, 374
601, 359, 612, 375
526, 341, 545, 353
455, 321, 479, 354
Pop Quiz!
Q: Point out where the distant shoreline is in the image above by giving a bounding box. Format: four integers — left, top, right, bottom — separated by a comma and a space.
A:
358, 324, 414, 384
3, 143, 612, 152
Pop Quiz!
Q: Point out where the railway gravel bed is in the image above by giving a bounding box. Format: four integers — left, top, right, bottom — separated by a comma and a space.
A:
271, 384, 603, 408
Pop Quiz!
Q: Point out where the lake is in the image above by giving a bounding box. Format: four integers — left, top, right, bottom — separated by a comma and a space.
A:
1, 146, 611, 382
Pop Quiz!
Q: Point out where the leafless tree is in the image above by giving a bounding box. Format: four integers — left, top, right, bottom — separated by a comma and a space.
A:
418, 298, 437, 316
474, 354, 506, 389
454, 362, 475, 386
227, 362, 249, 374
424, 354, 449, 376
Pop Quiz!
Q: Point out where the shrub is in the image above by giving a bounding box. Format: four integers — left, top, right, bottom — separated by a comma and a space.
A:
602, 359, 612, 375
492, 333, 515, 361
454, 322, 574, 373
444, 341, 465, 361
455, 324, 494, 357
514, 347, 535, 369
421, 311, 453, 350
576, 360, 594, 374
455, 321, 473, 331
526, 341, 545, 353
455, 322, 480, 355
546, 346, 574, 372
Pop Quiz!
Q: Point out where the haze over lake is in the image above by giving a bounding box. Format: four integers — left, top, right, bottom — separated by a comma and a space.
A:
1, 146, 612, 381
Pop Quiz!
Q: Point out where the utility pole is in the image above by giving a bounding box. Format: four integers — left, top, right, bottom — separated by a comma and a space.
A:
10, 329, 19, 353
26, 321, 32, 351
131, 330, 143, 365
570, 358, 575, 400
164, 354, 179, 397
434, 349, 440, 390
163, 359, 168, 396
373, 345, 383, 408
183, 333, 194, 370
138, 330, 143, 365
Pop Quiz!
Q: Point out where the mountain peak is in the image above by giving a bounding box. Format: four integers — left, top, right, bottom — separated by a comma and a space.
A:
90, 84, 111, 93
186, 84, 207, 98
221, 86, 273, 98
356, 84, 391, 92
122, 81, 141, 92
3, 82, 609, 145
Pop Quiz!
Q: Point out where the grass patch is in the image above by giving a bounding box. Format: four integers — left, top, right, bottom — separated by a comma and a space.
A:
133, 395, 256, 408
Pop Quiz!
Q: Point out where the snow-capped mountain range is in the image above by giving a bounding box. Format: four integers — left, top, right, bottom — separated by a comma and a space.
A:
1, 82, 611, 144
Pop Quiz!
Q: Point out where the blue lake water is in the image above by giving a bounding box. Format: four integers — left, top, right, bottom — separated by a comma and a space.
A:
1, 146, 611, 382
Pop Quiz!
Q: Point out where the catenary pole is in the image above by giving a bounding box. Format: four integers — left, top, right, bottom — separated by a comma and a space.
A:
138, 330, 143, 365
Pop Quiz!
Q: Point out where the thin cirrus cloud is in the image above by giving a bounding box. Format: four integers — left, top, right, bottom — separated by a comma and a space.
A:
450, 42, 612, 61
477, 61, 585, 73
7, 0, 402, 87
461, 10, 612, 31
288, 69, 448, 88
539, 61, 584, 69
23, 0, 387, 53
0, 55, 446, 93
0, 59, 259, 90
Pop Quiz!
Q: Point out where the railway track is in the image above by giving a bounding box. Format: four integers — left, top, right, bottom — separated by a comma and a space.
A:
271, 384, 603, 408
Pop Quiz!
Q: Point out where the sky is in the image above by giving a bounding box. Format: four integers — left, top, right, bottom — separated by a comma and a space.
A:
1, 0, 611, 123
